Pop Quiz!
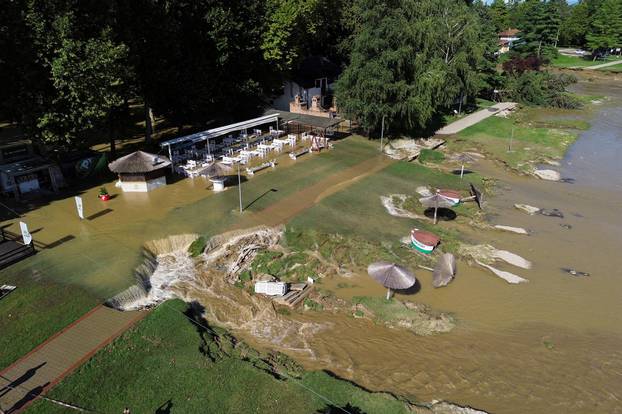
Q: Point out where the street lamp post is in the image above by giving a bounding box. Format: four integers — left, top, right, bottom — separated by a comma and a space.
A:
237, 161, 243, 214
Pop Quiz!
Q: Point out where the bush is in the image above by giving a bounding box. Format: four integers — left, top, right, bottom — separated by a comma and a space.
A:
188, 236, 207, 257
504, 71, 581, 109
418, 149, 445, 163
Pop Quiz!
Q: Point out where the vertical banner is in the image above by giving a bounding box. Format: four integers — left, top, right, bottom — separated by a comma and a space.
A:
19, 221, 32, 245
74, 196, 84, 219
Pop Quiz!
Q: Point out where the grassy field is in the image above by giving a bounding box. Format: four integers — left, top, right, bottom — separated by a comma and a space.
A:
445, 110, 582, 173
550, 54, 622, 68
0, 269, 99, 370
599, 63, 622, 73
28, 300, 411, 414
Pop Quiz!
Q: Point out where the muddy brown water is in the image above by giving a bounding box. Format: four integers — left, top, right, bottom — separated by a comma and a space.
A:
2, 77, 621, 413
227, 77, 622, 413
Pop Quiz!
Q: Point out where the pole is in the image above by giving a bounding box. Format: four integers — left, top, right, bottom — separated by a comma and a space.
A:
386, 287, 391, 300
460, 164, 464, 180
168, 145, 174, 172
380, 115, 385, 153
508, 127, 514, 152
237, 162, 243, 214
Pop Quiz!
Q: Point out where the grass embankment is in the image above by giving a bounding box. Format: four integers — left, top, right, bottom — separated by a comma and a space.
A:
446, 108, 587, 173
551, 54, 622, 68
599, 63, 622, 73
29, 300, 411, 414
0, 271, 99, 370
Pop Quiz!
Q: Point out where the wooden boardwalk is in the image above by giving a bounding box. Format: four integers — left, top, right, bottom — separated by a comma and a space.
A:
436, 102, 517, 135
0, 305, 145, 413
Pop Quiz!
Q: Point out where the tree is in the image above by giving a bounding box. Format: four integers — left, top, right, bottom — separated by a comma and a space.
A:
562, 0, 592, 47
514, 0, 562, 60
586, 0, 622, 55
336, 0, 493, 134
489, 0, 510, 32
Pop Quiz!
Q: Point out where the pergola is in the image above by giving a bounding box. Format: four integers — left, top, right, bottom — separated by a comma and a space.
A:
159, 113, 281, 169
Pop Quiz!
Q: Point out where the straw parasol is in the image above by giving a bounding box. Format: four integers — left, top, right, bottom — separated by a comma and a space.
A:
367, 262, 417, 300
432, 253, 457, 288
108, 151, 170, 173
452, 153, 478, 179
200, 161, 233, 180
419, 190, 455, 224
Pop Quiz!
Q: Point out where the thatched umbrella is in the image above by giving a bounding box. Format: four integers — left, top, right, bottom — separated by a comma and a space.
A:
432, 253, 457, 288
201, 161, 234, 191
452, 153, 478, 179
419, 190, 455, 224
367, 262, 416, 300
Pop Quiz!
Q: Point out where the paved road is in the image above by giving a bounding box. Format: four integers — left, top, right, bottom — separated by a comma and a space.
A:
0, 305, 145, 413
436, 102, 517, 135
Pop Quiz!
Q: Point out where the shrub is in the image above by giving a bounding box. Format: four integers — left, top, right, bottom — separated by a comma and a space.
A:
188, 236, 207, 257
418, 149, 445, 163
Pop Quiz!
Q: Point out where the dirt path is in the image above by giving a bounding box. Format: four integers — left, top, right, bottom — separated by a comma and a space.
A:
0, 306, 145, 413
436, 102, 517, 135
235, 154, 393, 228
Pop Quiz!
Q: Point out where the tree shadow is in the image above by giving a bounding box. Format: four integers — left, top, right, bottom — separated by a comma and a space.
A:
6, 381, 50, 413
423, 208, 457, 221
317, 403, 366, 414
155, 399, 173, 414
0, 362, 47, 398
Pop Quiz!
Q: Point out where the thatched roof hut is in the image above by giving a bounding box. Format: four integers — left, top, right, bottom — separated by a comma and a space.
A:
108, 151, 171, 192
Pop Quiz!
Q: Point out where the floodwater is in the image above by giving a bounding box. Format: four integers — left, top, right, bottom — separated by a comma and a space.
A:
2, 77, 622, 413
228, 76, 622, 413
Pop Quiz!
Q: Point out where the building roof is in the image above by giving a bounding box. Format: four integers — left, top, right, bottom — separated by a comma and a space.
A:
108, 151, 171, 174
263, 109, 342, 130
499, 28, 520, 37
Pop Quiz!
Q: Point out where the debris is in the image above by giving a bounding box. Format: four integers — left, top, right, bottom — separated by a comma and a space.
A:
560, 223, 572, 230
539, 208, 564, 218
416, 186, 433, 197
381, 194, 425, 220
561, 268, 590, 277
383, 138, 445, 161
514, 204, 541, 215
492, 249, 532, 269
476, 260, 529, 284
254, 281, 288, 296
533, 169, 561, 181
494, 225, 530, 235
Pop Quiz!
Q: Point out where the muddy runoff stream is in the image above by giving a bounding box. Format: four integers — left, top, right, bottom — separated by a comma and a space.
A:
112, 76, 622, 413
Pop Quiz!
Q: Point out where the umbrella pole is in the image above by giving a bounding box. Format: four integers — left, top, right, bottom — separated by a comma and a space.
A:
434, 206, 438, 225
386, 287, 391, 300
460, 164, 464, 180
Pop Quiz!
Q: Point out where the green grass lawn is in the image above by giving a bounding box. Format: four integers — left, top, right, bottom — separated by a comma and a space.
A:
599, 63, 622, 72
0, 269, 99, 370
446, 113, 579, 173
550, 54, 622, 68
28, 300, 411, 414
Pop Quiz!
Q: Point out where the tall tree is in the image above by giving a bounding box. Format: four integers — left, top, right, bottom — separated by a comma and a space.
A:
562, 0, 592, 47
336, 0, 492, 133
586, 0, 622, 55
489, 0, 510, 32
515, 0, 561, 59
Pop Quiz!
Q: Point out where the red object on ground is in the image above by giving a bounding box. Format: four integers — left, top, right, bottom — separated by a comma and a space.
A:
411, 229, 441, 246
438, 189, 461, 200
99, 194, 110, 201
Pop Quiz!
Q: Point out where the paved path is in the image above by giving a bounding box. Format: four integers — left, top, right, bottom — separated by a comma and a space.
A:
0, 305, 145, 413
436, 102, 517, 135
570, 59, 622, 70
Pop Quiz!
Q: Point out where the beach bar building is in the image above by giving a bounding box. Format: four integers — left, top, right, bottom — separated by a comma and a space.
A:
108, 151, 171, 192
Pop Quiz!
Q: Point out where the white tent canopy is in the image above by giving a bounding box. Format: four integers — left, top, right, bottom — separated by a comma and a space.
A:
159, 113, 280, 148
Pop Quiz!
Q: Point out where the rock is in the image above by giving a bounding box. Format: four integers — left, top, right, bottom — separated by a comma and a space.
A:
412, 401, 490, 414
533, 169, 561, 181
494, 225, 529, 235
544, 160, 561, 167
560, 223, 572, 230
492, 250, 532, 269
540, 208, 564, 218
561, 268, 590, 277
416, 186, 433, 197
560, 177, 576, 184
476, 261, 529, 284
514, 204, 541, 215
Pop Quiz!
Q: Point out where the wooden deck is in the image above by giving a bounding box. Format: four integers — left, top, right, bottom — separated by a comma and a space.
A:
0, 306, 145, 413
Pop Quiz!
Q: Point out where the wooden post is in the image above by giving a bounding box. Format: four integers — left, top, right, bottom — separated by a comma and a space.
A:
460, 164, 464, 180
386, 287, 391, 300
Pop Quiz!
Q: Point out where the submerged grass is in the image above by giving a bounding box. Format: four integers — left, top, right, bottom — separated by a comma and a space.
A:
448, 113, 578, 172
28, 300, 411, 414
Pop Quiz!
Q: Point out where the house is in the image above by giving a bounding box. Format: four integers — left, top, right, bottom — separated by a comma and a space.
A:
108, 151, 171, 192
498, 28, 521, 54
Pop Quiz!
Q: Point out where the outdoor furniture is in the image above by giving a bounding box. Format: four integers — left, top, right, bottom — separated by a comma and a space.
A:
289, 148, 309, 160
246, 161, 275, 176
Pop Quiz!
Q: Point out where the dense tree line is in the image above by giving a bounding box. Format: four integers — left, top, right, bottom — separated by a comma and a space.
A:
0, 0, 604, 148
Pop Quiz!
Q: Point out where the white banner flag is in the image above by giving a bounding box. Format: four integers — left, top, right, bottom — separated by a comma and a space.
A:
19, 221, 32, 245
74, 196, 84, 219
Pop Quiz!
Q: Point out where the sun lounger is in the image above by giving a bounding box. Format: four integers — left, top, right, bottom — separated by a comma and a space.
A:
246, 161, 275, 176
289, 148, 309, 160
